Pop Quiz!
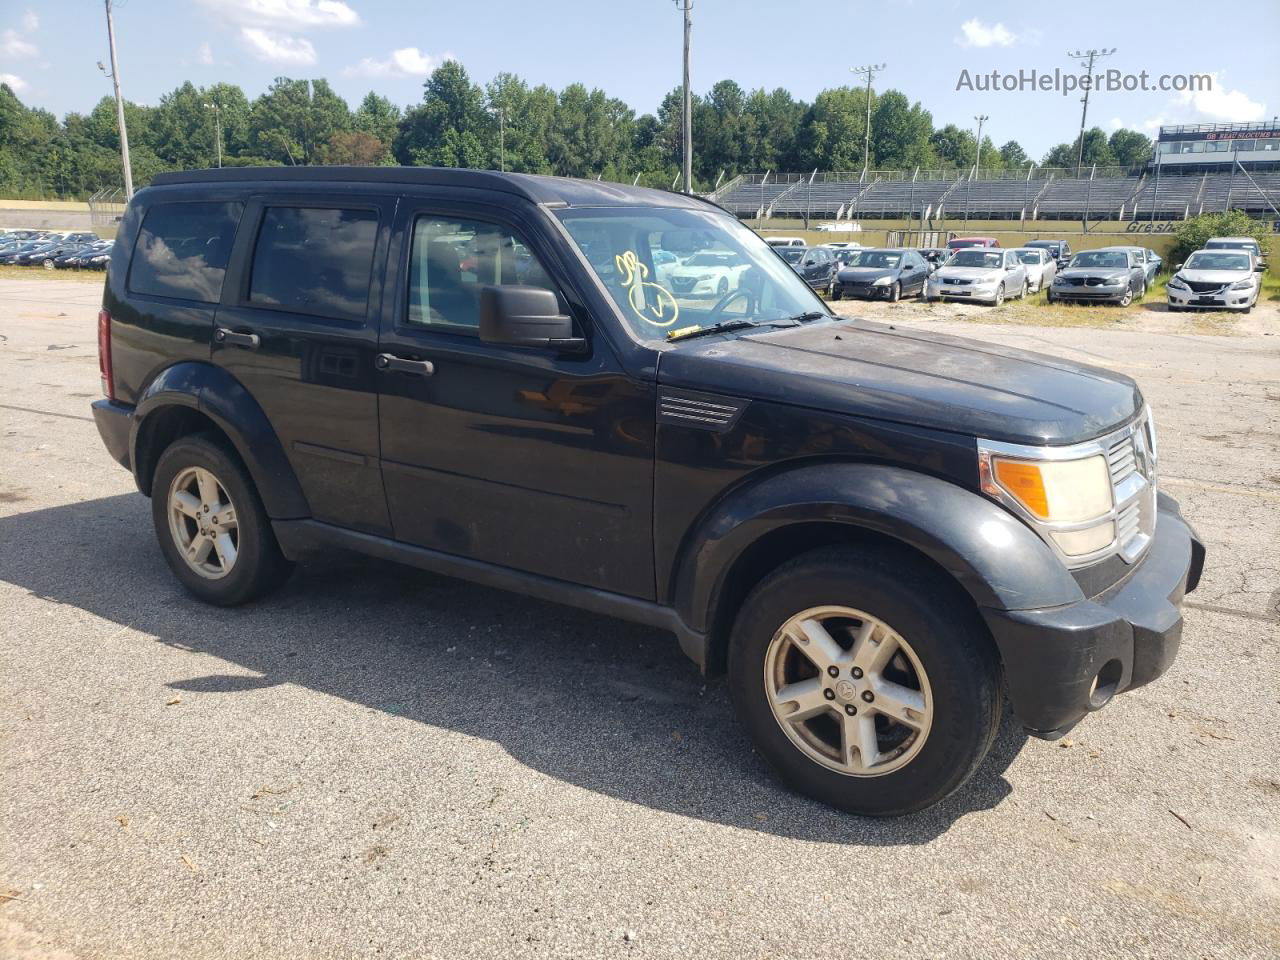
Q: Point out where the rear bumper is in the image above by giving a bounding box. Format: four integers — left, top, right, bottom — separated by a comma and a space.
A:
982, 492, 1205, 739
91, 398, 134, 471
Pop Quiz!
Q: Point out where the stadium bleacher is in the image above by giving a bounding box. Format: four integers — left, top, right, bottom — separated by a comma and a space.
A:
849, 178, 959, 219
1035, 177, 1144, 219
948, 176, 1049, 219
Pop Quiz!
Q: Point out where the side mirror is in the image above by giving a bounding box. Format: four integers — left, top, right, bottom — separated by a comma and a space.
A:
1174, 263, 1183, 270
479, 285, 585, 352
1255, 264, 1266, 272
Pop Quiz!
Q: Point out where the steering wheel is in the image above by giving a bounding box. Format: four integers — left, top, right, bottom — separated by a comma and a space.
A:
706, 286, 758, 325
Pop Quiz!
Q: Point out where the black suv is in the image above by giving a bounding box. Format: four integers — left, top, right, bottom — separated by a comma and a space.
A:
92, 167, 1204, 816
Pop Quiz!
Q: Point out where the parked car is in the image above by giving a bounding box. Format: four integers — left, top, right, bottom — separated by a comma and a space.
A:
779, 245, 838, 296
55, 242, 112, 269
62, 231, 100, 244
819, 241, 862, 252
1, 241, 62, 266
91, 167, 1204, 817
832, 247, 929, 301
1010, 247, 1057, 293
1203, 236, 1264, 262
1166, 249, 1263, 313
926, 248, 1028, 305
1023, 239, 1073, 268
917, 248, 949, 270
1107, 246, 1162, 286
1047, 249, 1147, 306
15, 240, 87, 268
666, 249, 754, 298
946, 236, 1000, 251
765, 236, 806, 248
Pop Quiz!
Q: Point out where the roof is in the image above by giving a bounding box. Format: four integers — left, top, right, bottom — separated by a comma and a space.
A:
148, 166, 715, 211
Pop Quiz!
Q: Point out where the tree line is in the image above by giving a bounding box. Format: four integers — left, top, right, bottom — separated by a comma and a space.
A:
0, 61, 1157, 200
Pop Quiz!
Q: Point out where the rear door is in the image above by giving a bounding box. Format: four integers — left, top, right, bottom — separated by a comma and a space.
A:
374, 198, 655, 598
214, 192, 396, 534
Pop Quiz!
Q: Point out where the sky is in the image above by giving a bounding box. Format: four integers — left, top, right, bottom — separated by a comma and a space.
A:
2, 0, 1277, 161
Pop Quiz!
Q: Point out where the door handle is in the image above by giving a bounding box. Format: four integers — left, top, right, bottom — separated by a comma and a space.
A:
375, 353, 435, 377
214, 327, 260, 349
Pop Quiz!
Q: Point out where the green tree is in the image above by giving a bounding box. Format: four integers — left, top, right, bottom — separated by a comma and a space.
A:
930, 124, 976, 169
250, 77, 350, 165
394, 61, 488, 168
1170, 211, 1271, 265
1109, 128, 1153, 169
998, 140, 1030, 168
1042, 127, 1116, 171
870, 90, 934, 170
799, 86, 871, 172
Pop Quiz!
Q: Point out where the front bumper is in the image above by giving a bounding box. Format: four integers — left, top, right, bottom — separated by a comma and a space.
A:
92, 398, 134, 471
928, 283, 998, 301
982, 492, 1205, 739
1050, 284, 1129, 302
839, 281, 897, 300
1167, 286, 1256, 310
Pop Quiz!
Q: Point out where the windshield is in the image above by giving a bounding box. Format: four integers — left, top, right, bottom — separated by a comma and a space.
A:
1205, 240, 1258, 253
1015, 251, 1042, 264
843, 250, 901, 269
1069, 251, 1128, 269
947, 239, 988, 249
1185, 251, 1251, 271
949, 250, 1003, 268
556, 207, 825, 343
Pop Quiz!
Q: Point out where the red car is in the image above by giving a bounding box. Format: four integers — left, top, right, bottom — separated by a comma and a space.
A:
947, 236, 1001, 250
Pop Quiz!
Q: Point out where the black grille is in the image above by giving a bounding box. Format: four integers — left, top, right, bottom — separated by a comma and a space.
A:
1186, 280, 1225, 293
670, 276, 695, 291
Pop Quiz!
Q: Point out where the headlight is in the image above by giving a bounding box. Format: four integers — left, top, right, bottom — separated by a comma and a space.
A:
1230, 277, 1256, 290
1052, 275, 1067, 285
872, 276, 893, 286
1166, 276, 1188, 290
979, 451, 1115, 559
1101, 277, 1124, 286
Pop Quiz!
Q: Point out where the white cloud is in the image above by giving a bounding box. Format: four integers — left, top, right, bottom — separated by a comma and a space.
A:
198, 0, 359, 30
343, 47, 449, 78
0, 73, 27, 92
1142, 73, 1267, 131
1109, 117, 1124, 131
957, 18, 1017, 48
197, 42, 214, 65
240, 27, 317, 65
22, 10, 38, 32
2, 28, 38, 58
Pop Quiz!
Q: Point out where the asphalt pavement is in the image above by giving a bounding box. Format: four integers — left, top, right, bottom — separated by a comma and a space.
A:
1, 277, 1277, 959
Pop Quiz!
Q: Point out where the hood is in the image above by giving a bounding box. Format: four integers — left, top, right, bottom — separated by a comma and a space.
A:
1058, 265, 1130, 280
837, 266, 899, 282
658, 319, 1142, 445
932, 266, 1002, 282
1178, 268, 1251, 284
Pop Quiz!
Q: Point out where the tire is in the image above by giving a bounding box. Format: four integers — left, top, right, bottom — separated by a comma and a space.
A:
1021, 280, 1030, 299
151, 433, 292, 606
42, 258, 54, 269
832, 286, 843, 301
717, 277, 729, 296
888, 281, 900, 303
1045, 290, 1054, 303
992, 284, 1005, 307
1118, 288, 1133, 307
728, 546, 1003, 816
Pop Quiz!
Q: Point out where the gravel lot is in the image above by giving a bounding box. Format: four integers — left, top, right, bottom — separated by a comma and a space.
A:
2, 277, 1278, 959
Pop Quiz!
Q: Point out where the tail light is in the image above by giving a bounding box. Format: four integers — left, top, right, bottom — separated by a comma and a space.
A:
97, 308, 114, 401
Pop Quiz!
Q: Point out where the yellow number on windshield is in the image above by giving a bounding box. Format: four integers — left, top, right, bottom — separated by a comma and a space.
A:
616, 250, 680, 328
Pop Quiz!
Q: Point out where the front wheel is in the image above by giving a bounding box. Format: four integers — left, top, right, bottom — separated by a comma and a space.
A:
151, 434, 292, 606
992, 284, 1005, 307
1118, 288, 1133, 307
728, 547, 1003, 816
888, 281, 901, 303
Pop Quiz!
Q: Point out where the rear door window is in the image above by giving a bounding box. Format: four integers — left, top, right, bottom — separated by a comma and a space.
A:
249, 206, 378, 322
128, 201, 242, 303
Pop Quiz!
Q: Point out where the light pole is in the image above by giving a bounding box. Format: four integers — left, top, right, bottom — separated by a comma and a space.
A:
1067, 48, 1116, 177
673, 0, 693, 193
487, 105, 506, 172
973, 115, 988, 177
99, 0, 133, 199
203, 101, 222, 168
850, 63, 885, 179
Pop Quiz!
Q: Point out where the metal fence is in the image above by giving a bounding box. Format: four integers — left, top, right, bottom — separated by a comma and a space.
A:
88, 188, 127, 226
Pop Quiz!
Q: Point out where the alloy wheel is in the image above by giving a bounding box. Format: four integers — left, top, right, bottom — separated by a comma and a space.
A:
764, 605, 933, 777
167, 466, 239, 580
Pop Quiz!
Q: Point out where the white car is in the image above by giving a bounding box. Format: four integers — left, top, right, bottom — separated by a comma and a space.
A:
1010, 247, 1057, 293
1166, 249, 1263, 313
666, 250, 752, 298
765, 237, 806, 248
926, 248, 1029, 306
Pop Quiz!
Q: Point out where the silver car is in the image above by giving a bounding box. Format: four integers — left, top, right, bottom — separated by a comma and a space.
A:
925, 248, 1028, 306
1048, 249, 1147, 306
1010, 247, 1057, 294
1166, 249, 1263, 313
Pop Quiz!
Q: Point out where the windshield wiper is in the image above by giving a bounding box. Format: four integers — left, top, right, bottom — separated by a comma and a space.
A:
784, 311, 832, 324
666, 318, 760, 342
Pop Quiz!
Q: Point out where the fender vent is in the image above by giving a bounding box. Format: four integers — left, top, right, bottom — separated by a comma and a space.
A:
658, 388, 747, 432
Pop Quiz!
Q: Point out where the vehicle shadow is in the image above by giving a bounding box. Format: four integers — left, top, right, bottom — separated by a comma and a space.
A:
0, 493, 1027, 844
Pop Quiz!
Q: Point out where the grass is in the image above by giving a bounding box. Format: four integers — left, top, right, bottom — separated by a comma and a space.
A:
0, 264, 105, 283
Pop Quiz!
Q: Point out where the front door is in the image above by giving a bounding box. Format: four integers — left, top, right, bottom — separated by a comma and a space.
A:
375, 202, 655, 599
215, 194, 395, 534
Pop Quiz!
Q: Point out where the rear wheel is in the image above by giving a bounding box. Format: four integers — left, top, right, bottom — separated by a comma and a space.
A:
728, 547, 1003, 816
151, 434, 292, 605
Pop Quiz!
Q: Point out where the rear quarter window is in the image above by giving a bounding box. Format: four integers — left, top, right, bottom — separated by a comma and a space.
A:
249, 207, 379, 321
127, 201, 242, 303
